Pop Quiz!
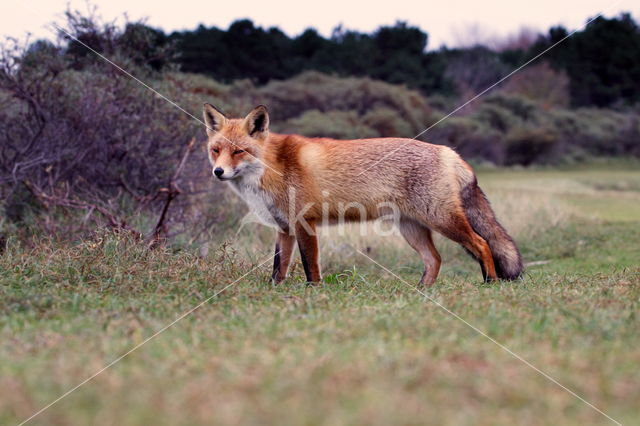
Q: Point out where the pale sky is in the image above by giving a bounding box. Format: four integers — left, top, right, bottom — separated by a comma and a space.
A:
3, 0, 638, 49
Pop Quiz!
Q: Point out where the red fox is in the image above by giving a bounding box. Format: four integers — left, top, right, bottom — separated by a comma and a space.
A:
203, 104, 523, 286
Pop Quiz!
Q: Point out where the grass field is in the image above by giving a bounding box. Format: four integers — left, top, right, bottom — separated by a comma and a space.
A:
1, 167, 639, 425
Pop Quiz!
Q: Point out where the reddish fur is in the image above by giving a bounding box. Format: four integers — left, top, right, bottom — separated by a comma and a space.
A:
203, 105, 522, 285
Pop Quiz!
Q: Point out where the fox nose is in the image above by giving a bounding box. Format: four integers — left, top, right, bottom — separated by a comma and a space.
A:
214, 167, 224, 178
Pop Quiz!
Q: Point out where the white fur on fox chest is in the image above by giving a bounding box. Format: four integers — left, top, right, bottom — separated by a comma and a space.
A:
228, 179, 286, 229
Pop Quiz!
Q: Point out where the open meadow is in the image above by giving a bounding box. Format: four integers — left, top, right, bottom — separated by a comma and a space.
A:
1, 165, 639, 425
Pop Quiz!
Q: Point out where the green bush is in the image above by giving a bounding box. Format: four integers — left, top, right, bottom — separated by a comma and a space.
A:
505, 127, 559, 165
474, 103, 522, 132
362, 107, 414, 137
427, 116, 506, 164
281, 110, 378, 139
255, 71, 433, 135
482, 94, 540, 121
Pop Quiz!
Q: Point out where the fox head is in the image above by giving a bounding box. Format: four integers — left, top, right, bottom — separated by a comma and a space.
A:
203, 104, 269, 181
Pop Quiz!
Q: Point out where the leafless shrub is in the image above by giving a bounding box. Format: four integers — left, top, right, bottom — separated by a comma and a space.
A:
491, 27, 540, 52
450, 24, 540, 52
444, 46, 509, 101
0, 12, 204, 244
501, 62, 570, 109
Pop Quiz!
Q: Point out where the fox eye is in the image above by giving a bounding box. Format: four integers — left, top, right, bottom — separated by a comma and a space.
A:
212, 148, 219, 154
233, 149, 245, 155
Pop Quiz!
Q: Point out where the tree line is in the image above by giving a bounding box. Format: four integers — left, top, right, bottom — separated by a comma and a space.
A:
81, 12, 640, 108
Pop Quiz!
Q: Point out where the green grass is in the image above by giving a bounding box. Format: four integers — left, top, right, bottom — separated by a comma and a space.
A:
1, 167, 639, 425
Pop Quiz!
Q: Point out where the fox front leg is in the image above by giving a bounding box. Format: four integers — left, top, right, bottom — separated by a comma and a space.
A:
272, 231, 296, 284
295, 220, 321, 283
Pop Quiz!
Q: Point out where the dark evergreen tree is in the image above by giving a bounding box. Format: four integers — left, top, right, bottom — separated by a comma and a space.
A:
529, 14, 640, 107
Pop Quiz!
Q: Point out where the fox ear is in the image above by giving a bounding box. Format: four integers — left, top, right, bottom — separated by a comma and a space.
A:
244, 105, 269, 138
203, 103, 228, 137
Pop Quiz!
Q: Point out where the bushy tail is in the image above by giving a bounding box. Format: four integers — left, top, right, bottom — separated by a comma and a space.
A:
460, 180, 524, 280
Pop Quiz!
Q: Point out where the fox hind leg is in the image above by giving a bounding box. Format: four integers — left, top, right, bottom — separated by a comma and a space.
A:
434, 211, 497, 282
399, 218, 442, 286
462, 232, 497, 282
